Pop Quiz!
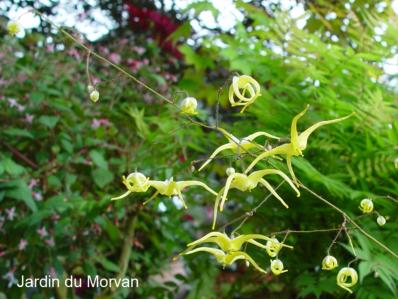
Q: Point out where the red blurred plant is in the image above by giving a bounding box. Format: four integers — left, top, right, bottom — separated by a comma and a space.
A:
126, 3, 182, 59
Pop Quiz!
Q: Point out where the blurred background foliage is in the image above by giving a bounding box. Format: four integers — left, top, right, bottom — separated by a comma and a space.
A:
0, 0, 398, 298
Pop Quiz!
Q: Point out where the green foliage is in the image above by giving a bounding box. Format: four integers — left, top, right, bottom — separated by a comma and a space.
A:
1, 1, 398, 298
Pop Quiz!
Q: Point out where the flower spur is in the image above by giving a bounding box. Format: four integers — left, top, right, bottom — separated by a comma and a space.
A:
211, 168, 300, 229
245, 105, 354, 185
198, 127, 279, 172
111, 172, 217, 209
183, 247, 268, 273
145, 177, 217, 208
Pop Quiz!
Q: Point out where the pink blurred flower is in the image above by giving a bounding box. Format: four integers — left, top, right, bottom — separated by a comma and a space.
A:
49, 267, 57, 278
45, 237, 55, 247
16, 104, 25, 112
37, 227, 48, 238
18, 239, 28, 251
91, 118, 109, 129
128, 59, 143, 72
51, 213, 60, 221
33, 192, 42, 201
3, 268, 17, 288
5, 207, 16, 221
109, 53, 121, 64
46, 44, 55, 52
24, 114, 34, 123
7, 98, 17, 108
132, 46, 145, 55
68, 48, 80, 59
28, 179, 38, 189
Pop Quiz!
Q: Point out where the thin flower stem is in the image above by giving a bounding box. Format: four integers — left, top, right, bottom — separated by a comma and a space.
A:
30, 8, 217, 132
300, 183, 398, 260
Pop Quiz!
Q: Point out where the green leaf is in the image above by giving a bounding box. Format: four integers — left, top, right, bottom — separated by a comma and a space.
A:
38, 115, 59, 129
3, 128, 34, 138
89, 150, 108, 169
94, 255, 120, 273
5, 180, 37, 212
3, 158, 25, 175
91, 168, 114, 188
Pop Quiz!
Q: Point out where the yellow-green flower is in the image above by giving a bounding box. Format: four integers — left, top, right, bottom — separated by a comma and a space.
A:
186, 232, 293, 253
337, 267, 358, 293
199, 127, 279, 171
245, 105, 354, 185
270, 259, 288, 275
322, 255, 338, 270
212, 168, 299, 229
180, 97, 198, 115
229, 75, 261, 113
7, 21, 21, 36
112, 172, 217, 209
90, 90, 100, 102
111, 172, 151, 200
265, 236, 283, 257
359, 198, 373, 214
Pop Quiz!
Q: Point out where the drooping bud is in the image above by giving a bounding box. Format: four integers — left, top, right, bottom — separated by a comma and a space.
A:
377, 215, 386, 226
321, 255, 338, 270
359, 198, 373, 214
90, 90, 100, 102
180, 97, 198, 115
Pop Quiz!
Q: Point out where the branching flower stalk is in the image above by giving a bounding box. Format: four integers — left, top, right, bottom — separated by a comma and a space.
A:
10, 9, 398, 295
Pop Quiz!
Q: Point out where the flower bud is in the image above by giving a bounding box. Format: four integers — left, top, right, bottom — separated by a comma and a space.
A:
226, 167, 235, 176
180, 97, 198, 115
359, 198, 373, 214
7, 21, 22, 36
228, 75, 261, 113
90, 90, 100, 102
270, 259, 287, 275
337, 267, 358, 293
321, 255, 338, 270
377, 215, 386, 226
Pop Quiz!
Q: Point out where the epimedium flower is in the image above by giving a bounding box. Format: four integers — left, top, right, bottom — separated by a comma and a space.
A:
359, 198, 373, 214
180, 97, 198, 115
185, 231, 293, 253
199, 127, 279, 172
377, 215, 386, 226
111, 172, 217, 209
229, 75, 261, 113
145, 177, 217, 208
265, 236, 283, 257
245, 105, 354, 185
336, 267, 358, 293
183, 247, 267, 273
111, 172, 151, 201
322, 255, 338, 270
7, 21, 22, 36
270, 259, 288, 275
211, 168, 300, 229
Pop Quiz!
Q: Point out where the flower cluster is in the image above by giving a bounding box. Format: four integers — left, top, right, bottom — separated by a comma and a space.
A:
358, 198, 387, 226
111, 75, 354, 284
181, 232, 292, 274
